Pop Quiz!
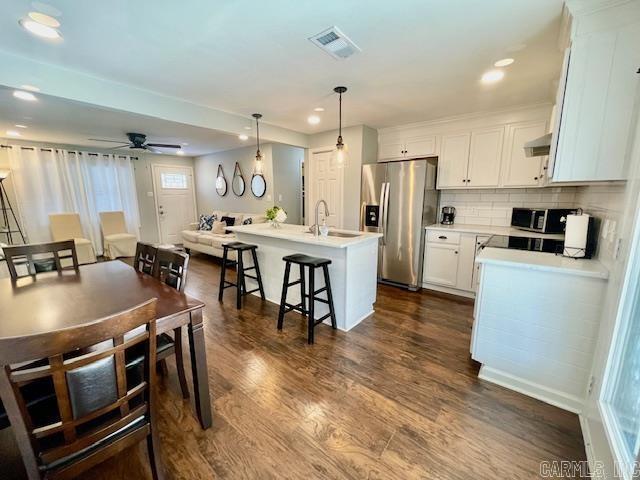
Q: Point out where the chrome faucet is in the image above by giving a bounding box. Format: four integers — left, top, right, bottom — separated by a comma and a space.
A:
313, 199, 330, 236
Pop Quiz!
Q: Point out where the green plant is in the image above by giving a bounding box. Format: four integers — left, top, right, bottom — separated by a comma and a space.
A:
265, 206, 281, 221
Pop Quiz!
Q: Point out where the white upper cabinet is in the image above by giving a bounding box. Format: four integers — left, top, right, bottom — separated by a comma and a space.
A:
466, 127, 504, 188
551, 21, 640, 182
501, 121, 547, 187
378, 134, 437, 161
437, 133, 470, 188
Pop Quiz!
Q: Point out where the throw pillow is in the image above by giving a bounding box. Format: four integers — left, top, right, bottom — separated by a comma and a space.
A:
211, 220, 227, 235
221, 216, 236, 234
242, 217, 253, 225
198, 214, 213, 231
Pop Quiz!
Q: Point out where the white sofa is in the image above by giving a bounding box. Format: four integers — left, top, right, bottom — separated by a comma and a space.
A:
181, 211, 266, 260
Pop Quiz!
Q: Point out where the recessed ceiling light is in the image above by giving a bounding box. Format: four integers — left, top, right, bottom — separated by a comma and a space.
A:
494, 58, 514, 67
176, 150, 185, 156
314, 107, 325, 112
14, 124, 28, 129
307, 115, 321, 125
28, 11, 60, 27
13, 90, 38, 101
238, 134, 249, 141
481, 69, 505, 84
19, 19, 61, 39
6, 130, 22, 137
244, 126, 251, 130
20, 84, 40, 92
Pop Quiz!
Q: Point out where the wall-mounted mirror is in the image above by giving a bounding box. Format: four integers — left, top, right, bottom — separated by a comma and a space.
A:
232, 162, 245, 196
251, 174, 266, 198
215, 164, 227, 196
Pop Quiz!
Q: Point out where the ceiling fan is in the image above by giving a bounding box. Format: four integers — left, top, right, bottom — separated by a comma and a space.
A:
89, 132, 181, 153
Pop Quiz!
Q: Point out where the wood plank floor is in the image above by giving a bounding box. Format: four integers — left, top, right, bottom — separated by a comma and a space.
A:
0, 253, 586, 479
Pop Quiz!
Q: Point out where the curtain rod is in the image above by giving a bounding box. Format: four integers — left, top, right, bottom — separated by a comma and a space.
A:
0, 144, 138, 160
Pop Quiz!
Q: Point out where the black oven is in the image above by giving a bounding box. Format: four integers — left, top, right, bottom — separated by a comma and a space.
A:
511, 208, 576, 234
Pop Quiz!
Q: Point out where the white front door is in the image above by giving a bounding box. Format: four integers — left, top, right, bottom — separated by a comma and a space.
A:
308, 147, 343, 228
152, 165, 197, 244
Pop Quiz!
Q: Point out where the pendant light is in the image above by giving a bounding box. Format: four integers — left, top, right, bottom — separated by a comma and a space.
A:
252, 113, 264, 174
332, 86, 349, 168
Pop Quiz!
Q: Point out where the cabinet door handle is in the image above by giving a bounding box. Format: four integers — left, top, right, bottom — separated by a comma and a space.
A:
534, 176, 539, 180
438, 235, 448, 240
467, 179, 471, 183
462, 179, 466, 183
454, 251, 459, 254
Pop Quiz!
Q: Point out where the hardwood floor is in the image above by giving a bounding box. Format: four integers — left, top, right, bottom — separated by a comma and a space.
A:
0, 253, 586, 479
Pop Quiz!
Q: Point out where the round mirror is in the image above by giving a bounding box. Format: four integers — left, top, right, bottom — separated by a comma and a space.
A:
232, 162, 245, 196
215, 165, 227, 196
251, 174, 266, 198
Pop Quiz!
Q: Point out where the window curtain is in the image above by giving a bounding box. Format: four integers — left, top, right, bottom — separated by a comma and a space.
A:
7, 146, 140, 255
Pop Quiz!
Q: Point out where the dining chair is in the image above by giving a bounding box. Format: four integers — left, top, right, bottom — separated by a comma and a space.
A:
153, 248, 190, 399
0, 299, 165, 480
134, 242, 158, 275
99, 211, 137, 259
49, 213, 97, 265
3, 240, 79, 280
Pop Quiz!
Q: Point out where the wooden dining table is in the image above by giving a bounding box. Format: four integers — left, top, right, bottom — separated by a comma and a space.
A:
0, 260, 212, 429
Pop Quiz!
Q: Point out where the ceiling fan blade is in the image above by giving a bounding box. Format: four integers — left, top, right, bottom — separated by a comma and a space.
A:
146, 143, 182, 149
88, 138, 129, 144
107, 144, 132, 150
145, 146, 161, 154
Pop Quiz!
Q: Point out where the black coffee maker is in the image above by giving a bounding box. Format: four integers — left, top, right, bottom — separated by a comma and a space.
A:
441, 206, 456, 225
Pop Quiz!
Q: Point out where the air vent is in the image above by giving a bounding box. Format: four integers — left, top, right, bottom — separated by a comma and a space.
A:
308, 26, 361, 60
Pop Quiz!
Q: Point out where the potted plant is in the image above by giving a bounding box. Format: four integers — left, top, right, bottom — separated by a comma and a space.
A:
265, 206, 287, 228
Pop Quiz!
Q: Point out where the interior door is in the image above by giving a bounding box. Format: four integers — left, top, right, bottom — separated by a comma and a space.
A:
381, 160, 427, 287
438, 133, 470, 188
467, 127, 504, 188
309, 148, 343, 228
152, 165, 197, 244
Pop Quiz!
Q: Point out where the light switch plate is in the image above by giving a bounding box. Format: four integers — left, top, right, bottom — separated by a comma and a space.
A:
147, 191, 154, 197
601, 219, 610, 239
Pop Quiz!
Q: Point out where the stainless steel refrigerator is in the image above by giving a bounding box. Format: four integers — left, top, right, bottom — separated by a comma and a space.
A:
360, 158, 438, 290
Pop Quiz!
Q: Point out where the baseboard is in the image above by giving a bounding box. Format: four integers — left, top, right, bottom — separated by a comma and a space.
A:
578, 415, 604, 480
478, 365, 584, 413
422, 283, 476, 299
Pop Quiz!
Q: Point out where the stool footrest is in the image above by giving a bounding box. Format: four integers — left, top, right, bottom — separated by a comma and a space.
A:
314, 313, 333, 325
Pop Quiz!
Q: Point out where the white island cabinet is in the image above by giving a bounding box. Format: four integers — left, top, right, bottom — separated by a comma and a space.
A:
226, 223, 382, 331
472, 247, 608, 412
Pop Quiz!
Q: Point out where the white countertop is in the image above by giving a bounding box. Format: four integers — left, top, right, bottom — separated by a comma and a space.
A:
227, 223, 382, 248
426, 223, 565, 240
476, 247, 609, 279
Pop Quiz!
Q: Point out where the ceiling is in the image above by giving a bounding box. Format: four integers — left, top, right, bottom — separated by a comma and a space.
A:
0, 0, 565, 134
0, 86, 252, 156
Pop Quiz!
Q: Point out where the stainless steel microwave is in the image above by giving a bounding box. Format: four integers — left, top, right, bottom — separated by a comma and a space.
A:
511, 208, 576, 234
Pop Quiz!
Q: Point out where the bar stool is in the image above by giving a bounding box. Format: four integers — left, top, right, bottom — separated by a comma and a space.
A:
219, 242, 265, 309
277, 253, 337, 344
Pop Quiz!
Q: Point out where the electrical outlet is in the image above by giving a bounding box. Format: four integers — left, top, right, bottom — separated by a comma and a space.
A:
278, 194, 283, 202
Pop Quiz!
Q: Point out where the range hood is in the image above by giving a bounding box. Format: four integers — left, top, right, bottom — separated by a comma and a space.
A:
524, 132, 552, 157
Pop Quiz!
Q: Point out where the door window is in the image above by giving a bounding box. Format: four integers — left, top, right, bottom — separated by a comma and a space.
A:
160, 172, 188, 189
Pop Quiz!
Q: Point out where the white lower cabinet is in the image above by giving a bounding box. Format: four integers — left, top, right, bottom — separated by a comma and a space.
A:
423, 243, 459, 287
422, 231, 478, 295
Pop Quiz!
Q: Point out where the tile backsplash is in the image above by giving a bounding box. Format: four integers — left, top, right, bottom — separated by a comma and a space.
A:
438, 187, 579, 226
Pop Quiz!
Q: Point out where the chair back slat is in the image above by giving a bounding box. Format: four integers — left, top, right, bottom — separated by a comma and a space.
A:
0, 299, 158, 477
134, 242, 158, 276
3, 240, 79, 280
153, 249, 189, 292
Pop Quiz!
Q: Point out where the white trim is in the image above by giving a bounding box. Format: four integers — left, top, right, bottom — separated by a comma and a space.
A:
478, 365, 584, 413
150, 163, 198, 244
579, 414, 606, 480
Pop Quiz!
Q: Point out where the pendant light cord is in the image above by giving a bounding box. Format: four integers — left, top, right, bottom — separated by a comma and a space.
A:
256, 116, 260, 153
338, 91, 342, 138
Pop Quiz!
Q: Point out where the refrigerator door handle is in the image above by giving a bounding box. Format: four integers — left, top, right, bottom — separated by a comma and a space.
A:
382, 182, 390, 245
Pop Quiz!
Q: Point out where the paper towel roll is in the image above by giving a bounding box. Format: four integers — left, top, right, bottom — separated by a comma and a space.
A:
563, 214, 590, 258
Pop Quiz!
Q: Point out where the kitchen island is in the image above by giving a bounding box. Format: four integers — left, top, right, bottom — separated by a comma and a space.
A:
226, 223, 382, 331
